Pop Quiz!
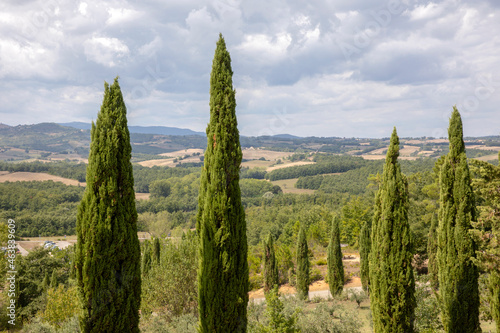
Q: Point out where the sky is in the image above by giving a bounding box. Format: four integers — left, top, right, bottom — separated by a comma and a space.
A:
0, 0, 499, 138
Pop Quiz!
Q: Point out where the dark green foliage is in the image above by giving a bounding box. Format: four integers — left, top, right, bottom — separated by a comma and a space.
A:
42, 272, 50, 292
149, 179, 171, 198
296, 226, 309, 301
437, 108, 480, 333
327, 216, 344, 296
359, 220, 370, 292
196, 34, 248, 333
76, 78, 141, 333
0, 181, 84, 236
427, 213, 439, 290
266, 155, 366, 181
369, 128, 415, 333
264, 233, 279, 292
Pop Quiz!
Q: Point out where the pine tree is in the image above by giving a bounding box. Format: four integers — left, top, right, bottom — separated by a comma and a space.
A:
152, 237, 161, 264
264, 233, 279, 293
437, 107, 480, 333
76, 78, 141, 333
196, 34, 248, 333
369, 128, 415, 333
359, 220, 371, 292
427, 213, 439, 290
327, 216, 344, 297
296, 226, 309, 301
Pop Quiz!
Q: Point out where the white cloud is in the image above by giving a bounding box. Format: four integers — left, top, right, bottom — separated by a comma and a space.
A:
106, 7, 143, 26
83, 36, 130, 67
407, 2, 443, 21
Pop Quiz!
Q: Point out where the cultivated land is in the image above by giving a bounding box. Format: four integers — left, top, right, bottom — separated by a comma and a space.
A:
270, 178, 315, 194
0, 171, 85, 186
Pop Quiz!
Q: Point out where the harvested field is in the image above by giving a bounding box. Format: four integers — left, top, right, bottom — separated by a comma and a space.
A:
271, 178, 315, 194
242, 148, 292, 161
0, 172, 85, 186
399, 145, 420, 155
266, 161, 315, 172
476, 154, 499, 161
159, 148, 204, 157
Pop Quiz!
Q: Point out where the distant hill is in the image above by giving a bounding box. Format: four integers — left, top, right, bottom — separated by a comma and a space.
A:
59, 122, 205, 136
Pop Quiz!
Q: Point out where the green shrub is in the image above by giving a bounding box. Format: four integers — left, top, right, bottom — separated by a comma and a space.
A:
249, 274, 264, 291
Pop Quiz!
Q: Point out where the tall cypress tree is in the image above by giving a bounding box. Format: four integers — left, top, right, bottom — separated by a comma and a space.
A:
76, 78, 141, 333
369, 128, 415, 333
296, 226, 309, 301
359, 220, 371, 292
264, 233, 279, 293
196, 34, 248, 333
437, 107, 480, 333
327, 216, 344, 296
427, 213, 439, 290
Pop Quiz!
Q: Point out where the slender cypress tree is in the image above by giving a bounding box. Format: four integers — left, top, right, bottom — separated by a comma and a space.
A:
369, 128, 415, 333
142, 244, 152, 275
327, 216, 344, 296
42, 272, 50, 292
296, 226, 309, 301
359, 220, 371, 292
196, 34, 248, 333
264, 233, 279, 293
76, 78, 141, 333
437, 107, 480, 332
427, 213, 439, 290
152, 237, 161, 264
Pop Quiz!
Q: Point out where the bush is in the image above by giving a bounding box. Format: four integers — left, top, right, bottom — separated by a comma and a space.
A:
249, 275, 264, 291
310, 267, 323, 283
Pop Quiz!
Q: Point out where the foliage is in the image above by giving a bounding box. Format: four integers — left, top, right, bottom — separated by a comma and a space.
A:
296, 226, 309, 301
75, 78, 141, 332
359, 220, 370, 292
259, 286, 300, 333
41, 285, 78, 328
266, 155, 367, 181
413, 276, 443, 333
327, 216, 344, 296
264, 233, 279, 292
340, 196, 372, 246
437, 108, 480, 333
369, 128, 416, 333
0, 181, 84, 236
196, 34, 248, 333
427, 213, 439, 290
141, 233, 198, 320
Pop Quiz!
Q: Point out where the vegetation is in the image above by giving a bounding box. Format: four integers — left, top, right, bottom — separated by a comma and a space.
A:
359, 220, 370, 292
369, 128, 415, 333
264, 233, 279, 293
196, 34, 248, 333
327, 216, 344, 297
296, 226, 309, 301
437, 108, 480, 333
75, 78, 141, 332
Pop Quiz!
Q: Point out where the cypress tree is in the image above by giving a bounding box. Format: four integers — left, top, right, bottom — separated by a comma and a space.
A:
152, 237, 161, 264
42, 272, 50, 291
296, 226, 309, 301
142, 244, 152, 275
76, 78, 141, 333
359, 220, 371, 292
437, 107, 480, 333
327, 216, 344, 296
196, 34, 248, 333
427, 213, 439, 290
264, 233, 279, 293
369, 128, 415, 333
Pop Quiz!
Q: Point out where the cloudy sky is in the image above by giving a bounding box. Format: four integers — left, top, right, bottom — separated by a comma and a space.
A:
0, 0, 499, 138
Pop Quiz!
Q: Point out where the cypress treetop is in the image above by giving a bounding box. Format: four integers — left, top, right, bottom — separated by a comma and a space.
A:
197, 34, 248, 333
